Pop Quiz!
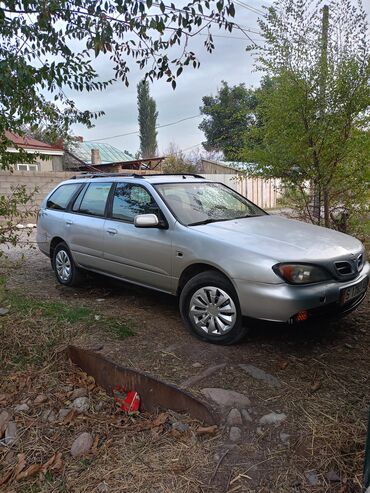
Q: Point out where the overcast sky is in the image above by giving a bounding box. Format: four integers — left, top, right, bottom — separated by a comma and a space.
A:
69, 0, 370, 157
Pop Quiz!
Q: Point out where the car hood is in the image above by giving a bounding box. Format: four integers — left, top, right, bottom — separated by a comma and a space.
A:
191, 215, 363, 261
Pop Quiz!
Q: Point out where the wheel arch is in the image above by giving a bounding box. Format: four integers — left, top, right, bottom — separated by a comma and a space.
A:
176, 263, 236, 296
50, 236, 66, 259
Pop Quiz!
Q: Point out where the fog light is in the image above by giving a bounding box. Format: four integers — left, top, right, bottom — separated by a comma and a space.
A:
295, 310, 308, 322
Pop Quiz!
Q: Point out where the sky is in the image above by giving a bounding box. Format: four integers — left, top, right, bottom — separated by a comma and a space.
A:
69, 0, 370, 157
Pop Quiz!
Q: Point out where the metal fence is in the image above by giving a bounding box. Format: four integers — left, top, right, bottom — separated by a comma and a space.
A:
202, 173, 281, 210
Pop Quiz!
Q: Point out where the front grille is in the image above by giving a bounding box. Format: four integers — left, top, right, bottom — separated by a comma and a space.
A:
334, 261, 353, 276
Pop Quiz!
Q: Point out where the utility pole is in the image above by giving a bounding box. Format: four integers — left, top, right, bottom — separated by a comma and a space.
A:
313, 4, 329, 225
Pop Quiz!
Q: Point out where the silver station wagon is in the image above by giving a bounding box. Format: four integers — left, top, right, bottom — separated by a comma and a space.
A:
37, 173, 369, 345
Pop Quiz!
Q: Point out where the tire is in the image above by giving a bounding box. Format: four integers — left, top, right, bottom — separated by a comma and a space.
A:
52, 242, 84, 287
179, 270, 247, 345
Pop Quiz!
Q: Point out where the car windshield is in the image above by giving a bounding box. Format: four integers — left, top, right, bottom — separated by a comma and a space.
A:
155, 182, 266, 226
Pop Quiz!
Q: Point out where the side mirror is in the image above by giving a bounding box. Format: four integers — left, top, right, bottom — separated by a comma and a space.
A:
134, 213, 160, 228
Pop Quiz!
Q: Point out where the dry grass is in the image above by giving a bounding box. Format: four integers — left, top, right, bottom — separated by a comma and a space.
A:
0, 289, 222, 493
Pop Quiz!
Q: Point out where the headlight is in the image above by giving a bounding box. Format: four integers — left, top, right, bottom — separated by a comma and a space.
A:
273, 263, 331, 284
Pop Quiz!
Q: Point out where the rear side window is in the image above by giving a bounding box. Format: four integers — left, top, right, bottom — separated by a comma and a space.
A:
111, 183, 161, 222
78, 182, 112, 217
47, 183, 81, 210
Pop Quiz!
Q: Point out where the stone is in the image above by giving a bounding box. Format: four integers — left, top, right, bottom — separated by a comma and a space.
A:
57, 408, 71, 421
70, 432, 93, 457
279, 432, 290, 445
4, 421, 17, 445
326, 470, 340, 482
72, 397, 89, 413
0, 410, 11, 430
97, 482, 109, 493
181, 364, 226, 388
305, 470, 319, 486
34, 394, 48, 404
256, 427, 263, 435
192, 362, 202, 368
239, 364, 281, 388
0, 308, 9, 316
14, 403, 30, 413
226, 408, 243, 426
241, 409, 253, 423
201, 388, 250, 409
229, 426, 242, 443
70, 388, 88, 400
42, 409, 57, 423
172, 422, 189, 433
259, 412, 287, 426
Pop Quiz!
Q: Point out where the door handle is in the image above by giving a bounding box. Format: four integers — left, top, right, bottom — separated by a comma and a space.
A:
66, 220, 73, 226
106, 228, 118, 235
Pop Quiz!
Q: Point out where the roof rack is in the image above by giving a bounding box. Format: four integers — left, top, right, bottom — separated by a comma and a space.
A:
71, 173, 145, 179
71, 172, 205, 180
144, 173, 205, 179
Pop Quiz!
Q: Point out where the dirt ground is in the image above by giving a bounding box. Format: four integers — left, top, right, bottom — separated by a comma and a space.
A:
1, 231, 369, 493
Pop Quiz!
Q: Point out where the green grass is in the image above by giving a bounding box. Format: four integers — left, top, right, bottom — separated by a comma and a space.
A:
6, 292, 136, 340
10, 294, 93, 323
0, 289, 135, 372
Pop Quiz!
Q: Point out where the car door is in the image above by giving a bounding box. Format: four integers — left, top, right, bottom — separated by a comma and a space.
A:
65, 181, 113, 270
103, 182, 173, 292
37, 182, 83, 255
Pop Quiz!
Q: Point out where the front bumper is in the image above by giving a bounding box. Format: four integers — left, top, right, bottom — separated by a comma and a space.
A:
233, 261, 369, 323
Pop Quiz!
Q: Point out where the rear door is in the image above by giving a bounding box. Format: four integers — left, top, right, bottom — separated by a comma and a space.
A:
37, 182, 83, 255
103, 182, 173, 292
65, 181, 113, 270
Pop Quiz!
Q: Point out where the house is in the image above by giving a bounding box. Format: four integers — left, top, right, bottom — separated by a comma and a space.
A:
65, 137, 165, 172
201, 159, 256, 174
4, 131, 64, 171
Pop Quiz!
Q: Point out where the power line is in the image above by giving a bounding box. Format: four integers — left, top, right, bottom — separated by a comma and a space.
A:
85, 114, 203, 142
234, 1, 265, 16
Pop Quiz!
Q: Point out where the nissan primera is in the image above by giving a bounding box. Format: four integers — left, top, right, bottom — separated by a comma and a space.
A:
37, 173, 369, 344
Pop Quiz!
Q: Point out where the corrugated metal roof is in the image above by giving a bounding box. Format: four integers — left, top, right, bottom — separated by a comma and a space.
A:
69, 141, 133, 164
220, 161, 256, 172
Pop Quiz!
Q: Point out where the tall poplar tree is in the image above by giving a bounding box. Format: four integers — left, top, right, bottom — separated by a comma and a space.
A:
137, 80, 158, 159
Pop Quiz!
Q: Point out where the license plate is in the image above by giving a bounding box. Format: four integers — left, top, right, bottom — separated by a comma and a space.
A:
340, 277, 368, 305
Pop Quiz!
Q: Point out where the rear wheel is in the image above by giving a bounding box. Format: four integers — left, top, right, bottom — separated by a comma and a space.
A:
179, 271, 247, 345
52, 242, 83, 287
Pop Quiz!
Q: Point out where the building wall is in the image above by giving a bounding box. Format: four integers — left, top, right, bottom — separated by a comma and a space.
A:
0, 170, 75, 222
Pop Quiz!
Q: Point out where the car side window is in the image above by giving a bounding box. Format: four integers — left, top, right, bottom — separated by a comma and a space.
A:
77, 182, 112, 217
111, 183, 162, 222
46, 183, 82, 211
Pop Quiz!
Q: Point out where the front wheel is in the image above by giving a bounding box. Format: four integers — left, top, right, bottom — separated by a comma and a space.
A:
52, 242, 83, 287
179, 271, 247, 345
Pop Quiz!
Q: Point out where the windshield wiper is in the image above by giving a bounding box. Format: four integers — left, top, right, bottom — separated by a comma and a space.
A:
188, 218, 226, 226
188, 214, 260, 226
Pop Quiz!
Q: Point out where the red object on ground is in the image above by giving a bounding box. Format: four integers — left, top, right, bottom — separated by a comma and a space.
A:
113, 386, 140, 413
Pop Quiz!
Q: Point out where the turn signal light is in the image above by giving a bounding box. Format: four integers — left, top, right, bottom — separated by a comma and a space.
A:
295, 310, 308, 322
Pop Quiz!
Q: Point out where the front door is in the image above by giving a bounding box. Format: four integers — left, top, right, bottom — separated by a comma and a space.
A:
103, 182, 173, 292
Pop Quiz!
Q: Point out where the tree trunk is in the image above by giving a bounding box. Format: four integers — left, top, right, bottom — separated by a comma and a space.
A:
323, 189, 330, 227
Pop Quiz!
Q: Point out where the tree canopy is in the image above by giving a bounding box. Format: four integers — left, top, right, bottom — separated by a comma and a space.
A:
199, 81, 260, 160
242, 0, 370, 230
0, 0, 237, 149
137, 80, 158, 158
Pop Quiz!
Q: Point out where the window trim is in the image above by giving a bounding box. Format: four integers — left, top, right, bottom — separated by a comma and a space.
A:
106, 182, 168, 228
46, 183, 85, 212
16, 163, 39, 172
69, 182, 114, 218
